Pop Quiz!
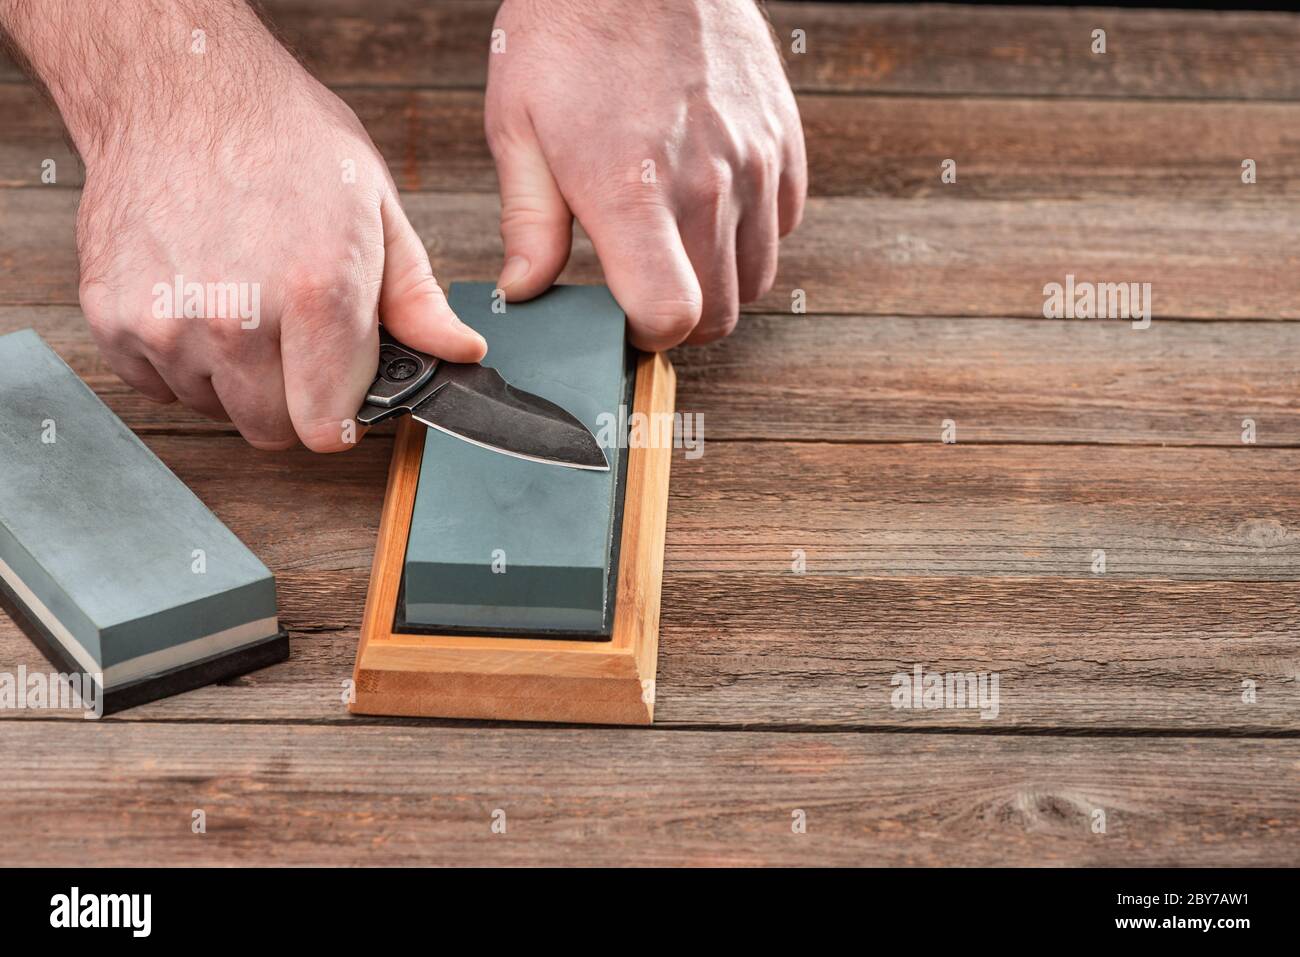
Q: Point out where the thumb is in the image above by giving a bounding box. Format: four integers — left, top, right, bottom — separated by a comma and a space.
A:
379, 192, 487, 361
491, 128, 573, 301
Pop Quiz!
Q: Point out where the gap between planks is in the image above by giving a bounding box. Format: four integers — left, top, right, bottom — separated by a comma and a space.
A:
5, 713, 1300, 740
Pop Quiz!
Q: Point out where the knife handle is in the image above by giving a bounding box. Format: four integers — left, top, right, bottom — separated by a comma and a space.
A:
365, 328, 438, 409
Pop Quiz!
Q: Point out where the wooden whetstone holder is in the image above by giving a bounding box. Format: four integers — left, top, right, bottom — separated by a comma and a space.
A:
351, 352, 674, 725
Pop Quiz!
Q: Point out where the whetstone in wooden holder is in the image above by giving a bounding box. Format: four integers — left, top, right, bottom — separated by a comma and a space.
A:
351, 285, 675, 725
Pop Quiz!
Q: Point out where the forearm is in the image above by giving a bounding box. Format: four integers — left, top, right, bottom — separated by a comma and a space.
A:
0, 0, 295, 162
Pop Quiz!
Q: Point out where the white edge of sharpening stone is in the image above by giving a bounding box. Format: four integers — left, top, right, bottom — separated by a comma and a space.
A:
0, 553, 279, 690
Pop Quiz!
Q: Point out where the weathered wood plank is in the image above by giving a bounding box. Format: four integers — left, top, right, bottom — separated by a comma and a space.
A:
0, 435, 1294, 588
0, 722, 1295, 865
108, 439, 1300, 585
665, 444, 1300, 581
796, 94, 1294, 199
757, 3, 1300, 99
7, 306, 1300, 446
8, 2, 1298, 99
7, 572, 1297, 731
675, 314, 1300, 446
6, 189, 1300, 318
3, 437, 1297, 730
6, 82, 1297, 199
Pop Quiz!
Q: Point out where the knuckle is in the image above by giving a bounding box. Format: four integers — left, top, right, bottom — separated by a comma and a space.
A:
500, 199, 568, 233
78, 280, 115, 325
139, 318, 186, 362
482, 90, 531, 148
88, 318, 133, 357
681, 162, 734, 209
739, 148, 778, 189
604, 175, 671, 217
208, 324, 255, 365
483, 116, 523, 158
395, 270, 446, 308
282, 268, 356, 318
79, 282, 133, 350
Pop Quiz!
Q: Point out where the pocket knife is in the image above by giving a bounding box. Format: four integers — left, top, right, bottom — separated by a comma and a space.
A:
357, 328, 609, 471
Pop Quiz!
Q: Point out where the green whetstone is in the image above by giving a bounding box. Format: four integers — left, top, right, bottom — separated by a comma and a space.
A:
401, 283, 630, 637
0, 329, 287, 715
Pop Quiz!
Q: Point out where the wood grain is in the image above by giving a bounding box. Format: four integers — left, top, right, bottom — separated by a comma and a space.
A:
1, 722, 1296, 866
108, 437, 1300, 585
3, 437, 1297, 731
7, 189, 1300, 319
756, 3, 1300, 99
8, 82, 1299, 200
8, 2, 1299, 99
674, 314, 1300, 446
6, 571, 1297, 732
796, 94, 1298, 199
0, 434, 1280, 590
8, 307, 1300, 446
666, 443, 1300, 581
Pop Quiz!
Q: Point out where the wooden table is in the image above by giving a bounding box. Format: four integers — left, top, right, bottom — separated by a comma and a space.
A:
3, 1, 1300, 866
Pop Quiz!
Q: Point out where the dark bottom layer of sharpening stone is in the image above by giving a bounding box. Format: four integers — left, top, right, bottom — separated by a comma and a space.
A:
0, 577, 289, 717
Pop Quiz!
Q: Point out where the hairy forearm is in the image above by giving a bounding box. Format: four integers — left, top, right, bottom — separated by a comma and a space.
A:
0, 0, 295, 161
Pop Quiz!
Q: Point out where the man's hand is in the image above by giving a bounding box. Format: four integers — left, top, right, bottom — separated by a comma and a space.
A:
486, 0, 807, 349
1, 0, 486, 450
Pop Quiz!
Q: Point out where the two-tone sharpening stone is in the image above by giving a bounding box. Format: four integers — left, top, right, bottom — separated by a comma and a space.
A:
398, 283, 632, 637
0, 329, 288, 715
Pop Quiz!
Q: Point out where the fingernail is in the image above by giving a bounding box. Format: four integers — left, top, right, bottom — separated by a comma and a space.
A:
497, 255, 530, 292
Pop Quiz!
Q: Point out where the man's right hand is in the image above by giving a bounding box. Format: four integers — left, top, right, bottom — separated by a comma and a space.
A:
1, 0, 486, 450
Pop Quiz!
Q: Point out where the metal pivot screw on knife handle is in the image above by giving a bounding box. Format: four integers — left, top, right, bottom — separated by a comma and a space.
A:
365, 329, 438, 408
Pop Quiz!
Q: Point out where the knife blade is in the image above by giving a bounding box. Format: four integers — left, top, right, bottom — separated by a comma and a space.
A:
356, 328, 610, 472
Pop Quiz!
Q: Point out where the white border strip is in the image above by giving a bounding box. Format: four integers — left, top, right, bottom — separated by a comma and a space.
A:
0, 555, 279, 689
